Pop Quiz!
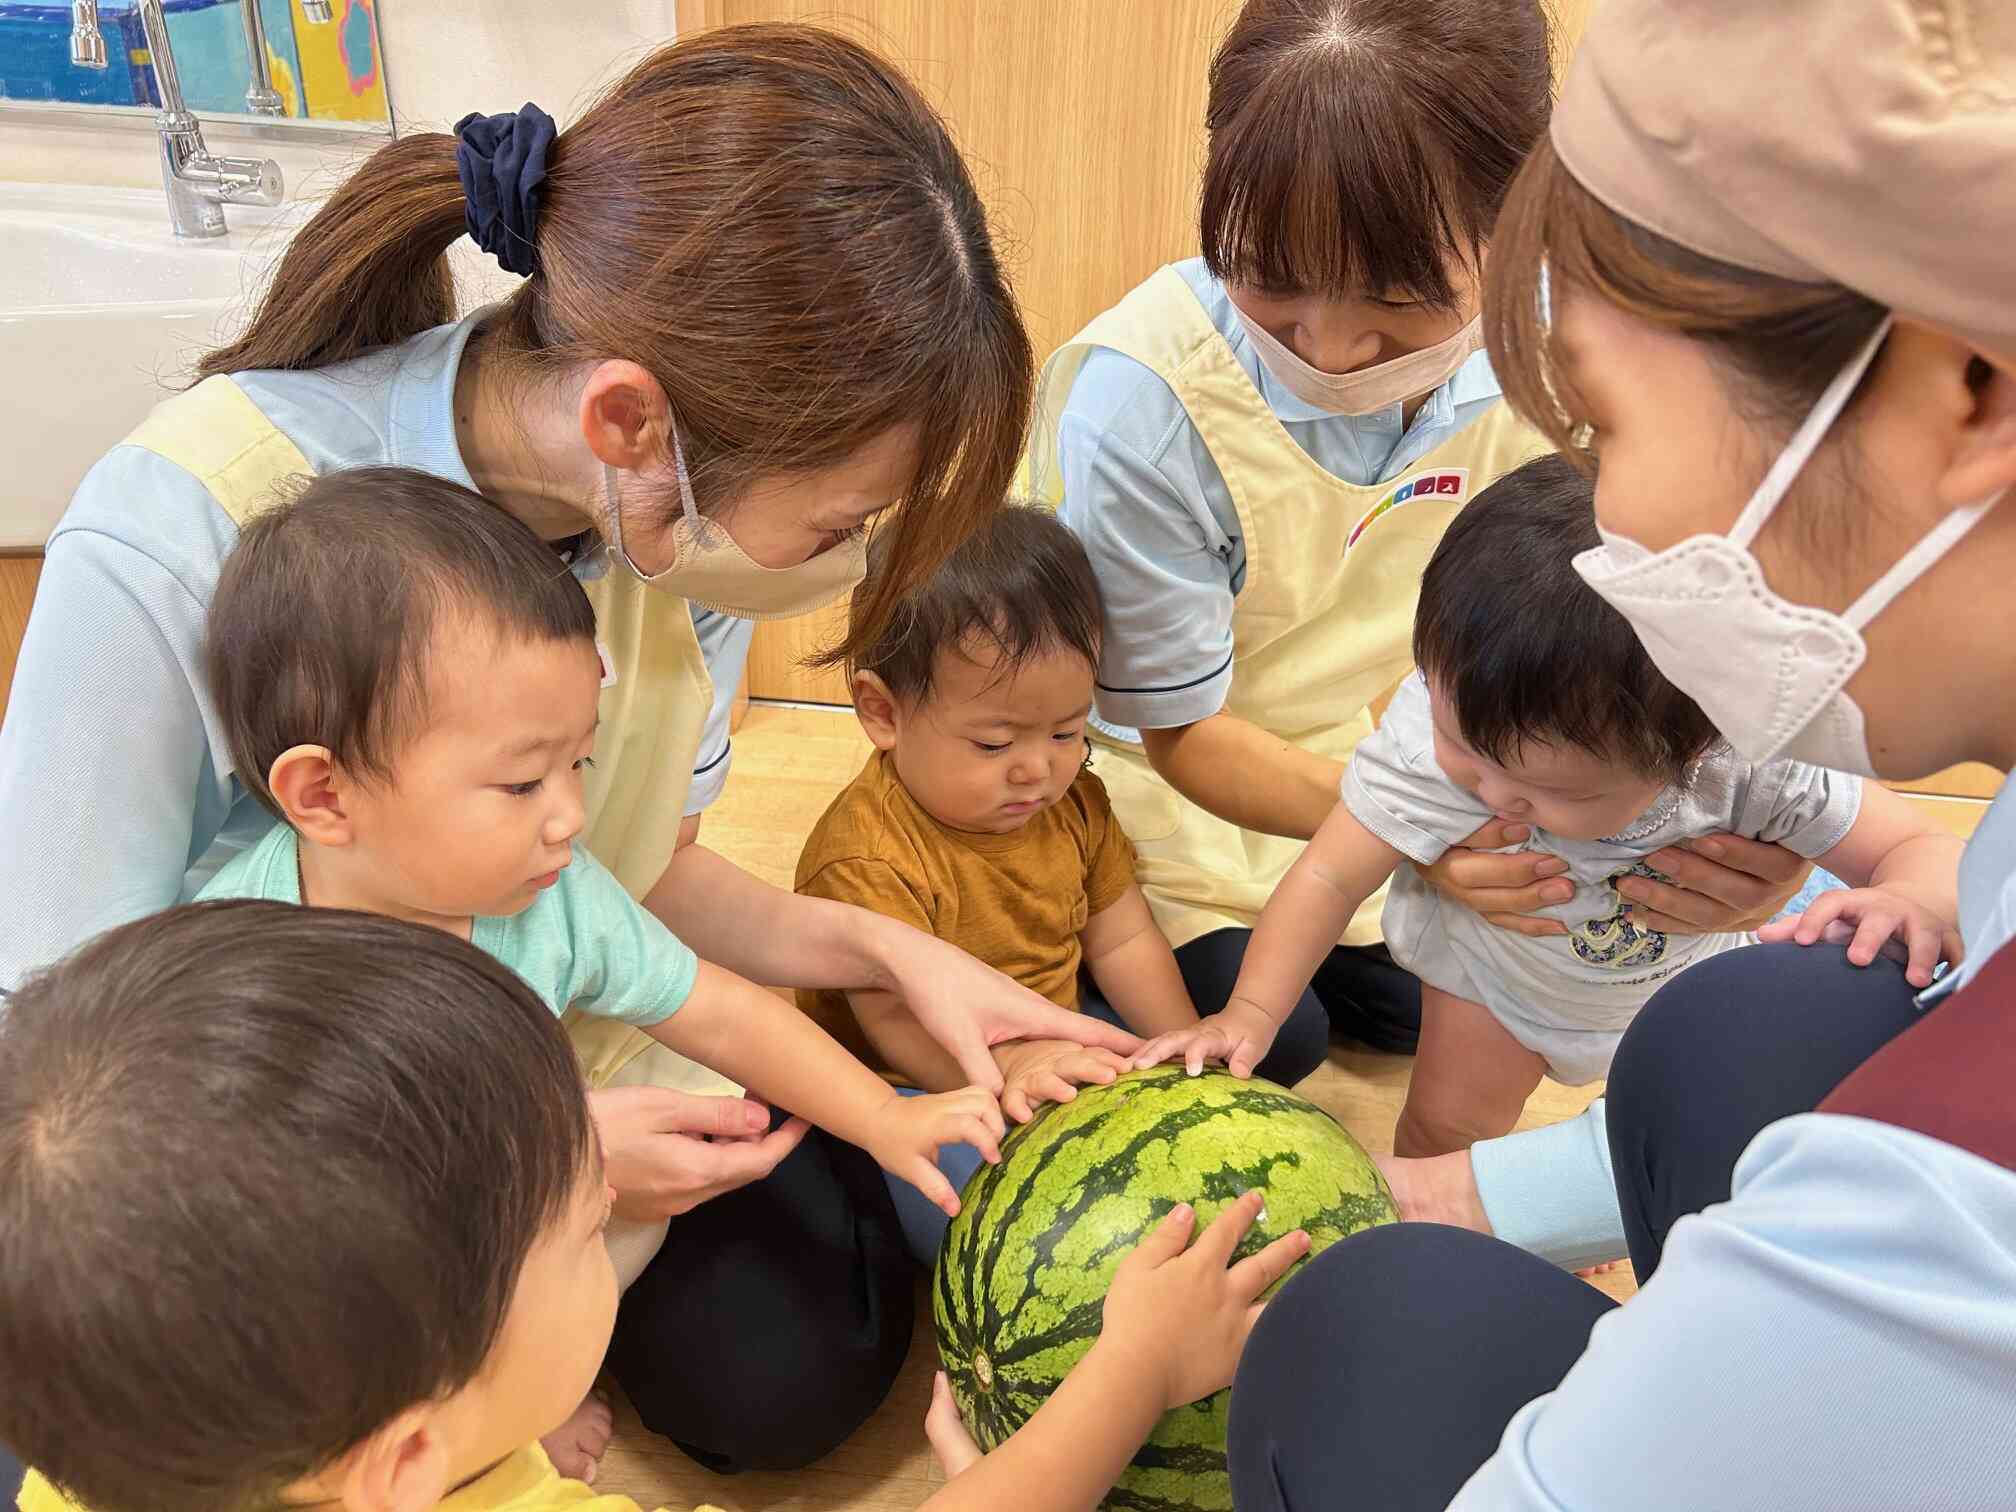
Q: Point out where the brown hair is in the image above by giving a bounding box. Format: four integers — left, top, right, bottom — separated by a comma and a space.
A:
1484, 138, 1887, 462
1201, 0, 1552, 307
850, 504, 1101, 704
0, 901, 595, 1512
1415, 454, 1717, 780
207, 466, 597, 819
199, 25, 1032, 669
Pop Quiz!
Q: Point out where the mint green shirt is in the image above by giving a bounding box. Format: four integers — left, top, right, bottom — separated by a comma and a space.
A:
197, 825, 698, 1027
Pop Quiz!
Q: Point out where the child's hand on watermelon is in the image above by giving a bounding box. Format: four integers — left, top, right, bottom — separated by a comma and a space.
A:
925, 1370, 985, 1477
1126, 998, 1280, 1079
993, 1039, 1130, 1124
1103, 1192, 1312, 1410
872, 1086, 1008, 1217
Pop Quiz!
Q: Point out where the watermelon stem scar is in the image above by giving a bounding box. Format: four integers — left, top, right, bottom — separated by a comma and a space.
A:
934, 1066, 1397, 1510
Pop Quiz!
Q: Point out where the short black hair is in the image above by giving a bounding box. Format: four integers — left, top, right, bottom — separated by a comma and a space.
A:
0, 901, 595, 1512
207, 466, 598, 819
1413, 454, 1720, 781
849, 504, 1102, 703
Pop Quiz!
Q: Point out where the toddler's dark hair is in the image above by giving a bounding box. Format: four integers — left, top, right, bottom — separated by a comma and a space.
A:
207, 466, 598, 819
849, 504, 1101, 703
0, 901, 595, 1512
1201, 0, 1552, 307
1414, 454, 1719, 781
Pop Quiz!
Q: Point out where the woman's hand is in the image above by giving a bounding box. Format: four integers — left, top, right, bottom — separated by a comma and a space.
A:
1417, 819, 1574, 937
875, 924, 1142, 1096
590, 1085, 809, 1222
1420, 821, 1811, 938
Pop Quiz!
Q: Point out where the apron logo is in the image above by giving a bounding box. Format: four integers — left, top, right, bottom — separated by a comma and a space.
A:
1347, 467, 1469, 549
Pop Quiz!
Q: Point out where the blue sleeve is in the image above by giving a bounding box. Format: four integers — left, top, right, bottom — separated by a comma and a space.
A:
1468, 1102, 1626, 1271
1056, 349, 1237, 733
0, 456, 238, 990
1340, 676, 1494, 864
562, 849, 700, 1028
687, 607, 754, 815
1452, 1116, 2016, 1511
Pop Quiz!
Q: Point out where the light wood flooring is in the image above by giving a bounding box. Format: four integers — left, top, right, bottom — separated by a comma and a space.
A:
600, 704, 2000, 1511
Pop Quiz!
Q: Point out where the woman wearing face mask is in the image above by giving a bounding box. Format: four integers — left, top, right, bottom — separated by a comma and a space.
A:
1215, 3, 2016, 1508
0, 26, 1138, 1478
1027, 0, 1815, 1066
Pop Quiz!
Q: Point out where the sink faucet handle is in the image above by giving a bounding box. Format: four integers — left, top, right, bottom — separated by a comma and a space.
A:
70, 0, 109, 68
180, 152, 286, 207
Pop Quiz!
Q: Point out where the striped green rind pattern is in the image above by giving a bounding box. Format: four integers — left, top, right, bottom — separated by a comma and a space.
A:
934, 1066, 1396, 1510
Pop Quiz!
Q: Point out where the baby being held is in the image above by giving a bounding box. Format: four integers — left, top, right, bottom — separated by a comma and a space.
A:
1134, 456, 1965, 1158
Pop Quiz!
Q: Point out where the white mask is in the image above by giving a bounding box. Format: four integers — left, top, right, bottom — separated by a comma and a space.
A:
1573, 315, 2005, 775
1233, 306, 1483, 416
604, 421, 867, 622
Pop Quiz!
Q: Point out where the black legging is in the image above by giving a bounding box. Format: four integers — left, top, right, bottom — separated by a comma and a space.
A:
1227, 942, 1923, 1511
1176, 928, 1424, 1056
607, 1119, 913, 1473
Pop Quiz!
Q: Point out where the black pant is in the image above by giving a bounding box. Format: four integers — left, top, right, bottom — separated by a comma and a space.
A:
1227, 943, 1921, 1510
607, 1120, 913, 1474
1176, 927, 1422, 1057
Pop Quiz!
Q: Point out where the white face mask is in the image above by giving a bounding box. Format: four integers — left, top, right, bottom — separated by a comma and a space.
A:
1573, 314, 2005, 775
604, 421, 868, 622
1233, 305, 1483, 416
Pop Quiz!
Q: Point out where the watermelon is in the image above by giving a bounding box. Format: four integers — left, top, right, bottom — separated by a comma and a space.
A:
934, 1065, 1396, 1510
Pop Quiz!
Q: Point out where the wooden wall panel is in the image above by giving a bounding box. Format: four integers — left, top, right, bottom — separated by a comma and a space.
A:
0, 555, 44, 726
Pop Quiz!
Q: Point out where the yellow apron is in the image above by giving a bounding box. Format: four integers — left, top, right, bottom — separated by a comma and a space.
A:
1028, 266, 1550, 949
124, 376, 730, 1092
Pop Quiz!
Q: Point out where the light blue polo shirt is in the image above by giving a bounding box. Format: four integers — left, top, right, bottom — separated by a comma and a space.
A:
1052, 257, 1504, 739
0, 311, 751, 992
1442, 774, 2016, 1508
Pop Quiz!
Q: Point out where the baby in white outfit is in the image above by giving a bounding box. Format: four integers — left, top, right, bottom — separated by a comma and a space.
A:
1131, 457, 1965, 1156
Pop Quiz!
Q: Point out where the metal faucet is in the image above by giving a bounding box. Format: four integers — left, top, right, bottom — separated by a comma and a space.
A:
69, 0, 337, 238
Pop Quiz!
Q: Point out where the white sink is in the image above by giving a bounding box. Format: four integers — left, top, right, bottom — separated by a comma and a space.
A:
0, 182, 311, 549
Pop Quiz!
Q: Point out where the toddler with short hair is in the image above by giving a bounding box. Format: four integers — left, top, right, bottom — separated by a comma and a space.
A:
796, 504, 1332, 1260
1133, 456, 1964, 1157
196, 466, 1004, 1476
0, 904, 1299, 1512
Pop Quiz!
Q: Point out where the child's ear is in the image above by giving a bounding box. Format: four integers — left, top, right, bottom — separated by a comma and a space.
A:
852, 671, 903, 752
303, 1406, 448, 1512
267, 745, 353, 846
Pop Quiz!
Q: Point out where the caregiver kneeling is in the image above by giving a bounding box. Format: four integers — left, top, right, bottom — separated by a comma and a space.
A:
0, 25, 1132, 1477
1222, 2, 2016, 1508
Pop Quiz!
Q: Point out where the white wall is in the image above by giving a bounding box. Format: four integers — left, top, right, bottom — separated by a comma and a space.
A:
0, 2, 679, 210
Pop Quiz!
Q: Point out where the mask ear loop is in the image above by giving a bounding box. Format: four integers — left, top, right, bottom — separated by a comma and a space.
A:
1727, 315, 1893, 549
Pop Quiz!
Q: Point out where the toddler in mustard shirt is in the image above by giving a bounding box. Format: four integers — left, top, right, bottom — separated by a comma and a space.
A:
797, 506, 1331, 1259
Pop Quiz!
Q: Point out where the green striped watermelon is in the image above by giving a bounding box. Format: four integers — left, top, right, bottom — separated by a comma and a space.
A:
934, 1065, 1396, 1510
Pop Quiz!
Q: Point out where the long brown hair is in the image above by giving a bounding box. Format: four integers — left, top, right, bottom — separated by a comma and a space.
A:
1484, 137, 1886, 464
1200, 0, 1552, 306
201, 25, 1033, 667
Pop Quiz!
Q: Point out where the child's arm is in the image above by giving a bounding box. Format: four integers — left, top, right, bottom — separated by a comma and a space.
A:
1757, 783, 1965, 988
1081, 882, 1200, 1039
655, 961, 1007, 1215
849, 989, 1133, 1126
1132, 801, 1402, 1077
918, 1192, 1308, 1512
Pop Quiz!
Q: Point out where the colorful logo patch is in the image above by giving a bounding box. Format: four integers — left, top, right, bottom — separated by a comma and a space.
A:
1347, 467, 1469, 549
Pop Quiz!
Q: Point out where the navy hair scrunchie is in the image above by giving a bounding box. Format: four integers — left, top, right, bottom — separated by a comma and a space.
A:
454, 103, 557, 278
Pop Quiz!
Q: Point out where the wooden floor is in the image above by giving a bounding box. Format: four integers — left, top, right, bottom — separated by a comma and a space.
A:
595, 704, 1986, 1512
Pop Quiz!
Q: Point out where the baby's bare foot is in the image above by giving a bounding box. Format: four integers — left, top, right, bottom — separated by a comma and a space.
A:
541, 1392, 614, 1484
1575, 1260, 1625, 1279
1373, 1149, 1492, 1234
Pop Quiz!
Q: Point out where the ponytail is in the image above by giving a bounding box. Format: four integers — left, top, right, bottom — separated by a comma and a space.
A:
197, 132, 465, 379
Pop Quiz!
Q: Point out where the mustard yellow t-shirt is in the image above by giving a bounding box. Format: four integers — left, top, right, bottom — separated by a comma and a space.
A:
795, 751, 1139, 1075
19, 1446, 724, 1512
